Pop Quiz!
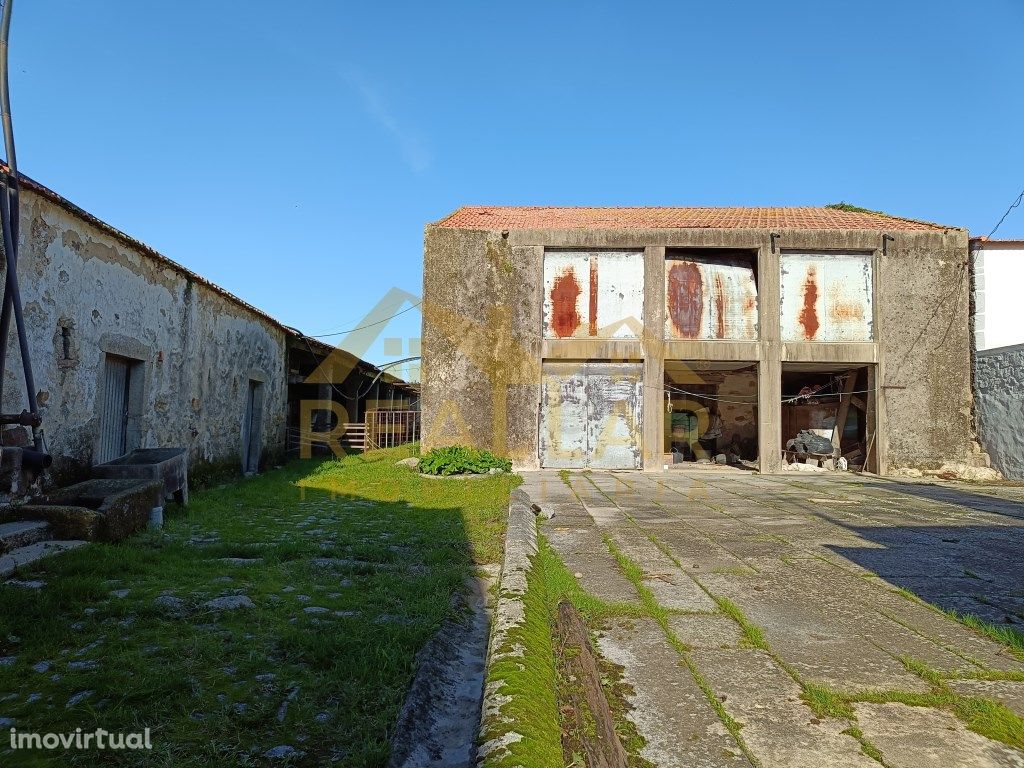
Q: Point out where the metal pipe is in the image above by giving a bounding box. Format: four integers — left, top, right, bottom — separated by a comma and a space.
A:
0, 184, 37, 442
0, 0, 15, 408
0, 0, 39, 451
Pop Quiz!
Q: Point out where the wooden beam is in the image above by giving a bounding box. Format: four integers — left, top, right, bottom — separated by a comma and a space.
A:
831, 371, 858, 453
850, 395, 867, 413
554, 601, 629, 768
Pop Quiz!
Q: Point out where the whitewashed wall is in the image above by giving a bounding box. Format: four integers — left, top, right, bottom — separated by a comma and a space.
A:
973, 242, 1024, 351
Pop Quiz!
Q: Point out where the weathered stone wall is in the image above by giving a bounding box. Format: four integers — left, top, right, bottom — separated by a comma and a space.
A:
877, 230, 973, 470
1, 188, 288, 483
421, 223, 973, 474
974, 344, 1024, 480
420, 228, 542, 466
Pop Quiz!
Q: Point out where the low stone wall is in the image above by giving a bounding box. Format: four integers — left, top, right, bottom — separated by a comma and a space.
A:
477, 488, 539, 765
974, 343, 1024, 480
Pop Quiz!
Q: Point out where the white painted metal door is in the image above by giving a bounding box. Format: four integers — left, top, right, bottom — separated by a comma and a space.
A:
539, 363, 588, 468
587, 362, 643, 469
98, 356, 130, 464
540, 362, 642, 469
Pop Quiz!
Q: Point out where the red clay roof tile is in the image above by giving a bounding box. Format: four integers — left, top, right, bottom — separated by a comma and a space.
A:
432, 206, 953, 232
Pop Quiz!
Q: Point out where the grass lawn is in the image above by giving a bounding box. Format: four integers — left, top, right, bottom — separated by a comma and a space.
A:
0, 445, 515, 767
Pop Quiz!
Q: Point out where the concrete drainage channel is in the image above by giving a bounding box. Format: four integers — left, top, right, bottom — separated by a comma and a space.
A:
387, 566, 498, 768
387, 488, 537, 768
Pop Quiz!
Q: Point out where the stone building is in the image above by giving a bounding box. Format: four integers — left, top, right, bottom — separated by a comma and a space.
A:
0, 170, 411, 486
421, 206, 974, 475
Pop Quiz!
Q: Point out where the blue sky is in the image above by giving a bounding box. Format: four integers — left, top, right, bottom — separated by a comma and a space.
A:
8, 1, 1024, 376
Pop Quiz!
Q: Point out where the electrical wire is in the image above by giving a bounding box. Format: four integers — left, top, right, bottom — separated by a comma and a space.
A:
658, 376, 901, 405
988, 188, 1024, 238
307, 302, 421, 338
296, 334, 419, 406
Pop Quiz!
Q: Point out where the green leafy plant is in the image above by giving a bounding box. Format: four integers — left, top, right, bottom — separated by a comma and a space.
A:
419, 445, 512, 476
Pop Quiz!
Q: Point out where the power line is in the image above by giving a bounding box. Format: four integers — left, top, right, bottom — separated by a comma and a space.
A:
988, 187, 1024, 238
658, 377, 908, 405
307, 302, 421, 339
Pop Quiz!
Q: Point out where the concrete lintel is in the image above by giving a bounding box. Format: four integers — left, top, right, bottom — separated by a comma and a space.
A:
541, 338, 645, 360
98, 333, 152, 362
663, 340, 760, 362
781, 343, 877, 365
506, 228, 918, 251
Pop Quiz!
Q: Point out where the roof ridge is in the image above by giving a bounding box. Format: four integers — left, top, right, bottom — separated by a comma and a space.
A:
431, 205, 958, 232
1, 162, 304, 336
825, 202, 955, 232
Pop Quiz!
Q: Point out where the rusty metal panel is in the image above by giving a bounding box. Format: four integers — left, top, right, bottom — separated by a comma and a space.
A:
780, 253, 873, 341
539, 361, 642, 469
665, 255, 758, 340
540, 362, 588, 468
586, 362, 643, 469
543, 251, 643, 338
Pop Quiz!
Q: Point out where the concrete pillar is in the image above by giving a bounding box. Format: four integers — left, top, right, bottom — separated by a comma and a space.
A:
869, 362, 888, 475
758, 241, 783, 472
642, 246, 666, 471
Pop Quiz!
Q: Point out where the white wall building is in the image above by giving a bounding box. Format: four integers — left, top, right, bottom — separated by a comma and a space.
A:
971, 238, 1024, 479
972, 239, 1024, 351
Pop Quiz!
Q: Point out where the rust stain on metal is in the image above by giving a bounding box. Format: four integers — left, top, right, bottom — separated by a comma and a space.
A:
550, 268, 582, 338
667, 261, 704, 339
713, 273, 727, 339
588, 258, 598, 337
799, 267, 820, 339
781, 253, 872, 341
829, 286, 866, 322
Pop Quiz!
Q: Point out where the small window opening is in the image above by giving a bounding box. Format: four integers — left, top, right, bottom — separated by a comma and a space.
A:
61, 326, 72, 360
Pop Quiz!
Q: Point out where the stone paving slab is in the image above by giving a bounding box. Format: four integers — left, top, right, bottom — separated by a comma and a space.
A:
855, 702, 1024, 767
598, 525, 718, 612
949, 679, 1024, 719
694, 569, 934, 692
692, 648, 878, 767
648, 527, 755, 574
667, 614, 743, 649
532, 469, 1024, 764
872, 598, 1024, 673
544, 526, 639, 606
595, 618, 750, 768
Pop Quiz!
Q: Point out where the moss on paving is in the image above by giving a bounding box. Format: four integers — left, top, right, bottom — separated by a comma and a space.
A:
0, 445, 515, 767
555, 470, 1024, 763
483, 542, 563, 768
947, 611, 1024, 661
712, 596, 768, 651
602, 535, 757, 765
484, 534, 652, 768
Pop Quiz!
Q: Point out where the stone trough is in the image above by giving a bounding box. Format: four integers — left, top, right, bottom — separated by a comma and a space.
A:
92, 447, 189, 506
5, 478, 162, 542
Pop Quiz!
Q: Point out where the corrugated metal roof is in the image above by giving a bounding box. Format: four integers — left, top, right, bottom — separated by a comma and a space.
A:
432, 206, 956, 232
